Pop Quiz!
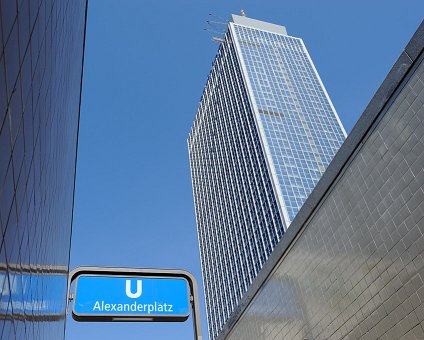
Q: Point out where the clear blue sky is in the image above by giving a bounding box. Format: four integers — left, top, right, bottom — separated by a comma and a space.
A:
65, 1, 423, 339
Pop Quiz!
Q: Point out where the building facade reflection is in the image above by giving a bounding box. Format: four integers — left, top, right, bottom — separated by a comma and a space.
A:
0, 1, 87, 338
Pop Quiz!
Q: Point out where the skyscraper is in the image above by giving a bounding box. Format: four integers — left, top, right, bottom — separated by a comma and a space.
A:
188, 15, 346, 339
0, 1, 86, 338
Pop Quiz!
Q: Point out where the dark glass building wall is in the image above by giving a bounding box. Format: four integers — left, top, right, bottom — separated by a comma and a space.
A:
0, 0, 86, 339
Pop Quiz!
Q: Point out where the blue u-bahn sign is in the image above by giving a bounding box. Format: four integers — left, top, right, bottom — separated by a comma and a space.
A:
69, 267, 203, 339
73, 275, 190, 321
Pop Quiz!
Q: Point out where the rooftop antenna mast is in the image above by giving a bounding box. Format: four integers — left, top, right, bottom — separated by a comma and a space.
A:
204, 13, 228, 43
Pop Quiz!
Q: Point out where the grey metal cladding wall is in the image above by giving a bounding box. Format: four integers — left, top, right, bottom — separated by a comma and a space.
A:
224, 27, 424, 340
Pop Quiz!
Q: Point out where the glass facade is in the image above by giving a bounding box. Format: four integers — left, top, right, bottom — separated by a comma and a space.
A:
188, 28, 284, 338
233, 24, 346, 223
0, 0, 86, 339
189, 15, 346, 339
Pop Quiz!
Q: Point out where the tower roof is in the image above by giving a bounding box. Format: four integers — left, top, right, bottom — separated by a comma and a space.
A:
230, 14, 287, 35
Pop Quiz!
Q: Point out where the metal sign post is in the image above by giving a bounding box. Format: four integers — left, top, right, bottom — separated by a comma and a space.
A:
68, 267, 202, 340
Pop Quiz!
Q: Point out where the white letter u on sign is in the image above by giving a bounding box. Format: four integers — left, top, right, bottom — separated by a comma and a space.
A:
125, 279, 142, 298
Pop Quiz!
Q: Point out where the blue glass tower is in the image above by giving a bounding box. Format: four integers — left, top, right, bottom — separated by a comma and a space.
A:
188, 15, 346, 339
